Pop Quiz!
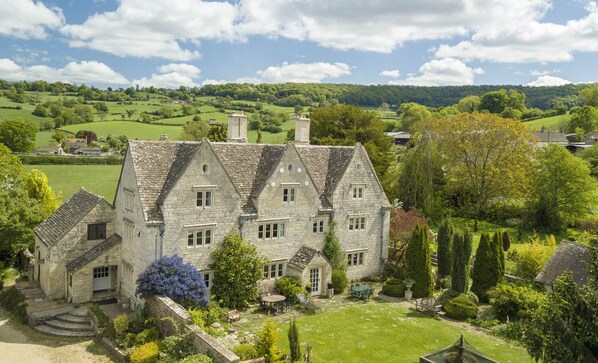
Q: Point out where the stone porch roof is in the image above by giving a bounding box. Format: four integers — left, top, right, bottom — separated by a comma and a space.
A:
66, 234, 122, 272
288, 246, 321, 270
535, 241, 591, 287
128, 140, 380, 223
35, 188, 108, 247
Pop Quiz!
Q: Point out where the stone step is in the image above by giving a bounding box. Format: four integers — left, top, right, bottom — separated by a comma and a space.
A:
70, 307, 89, 317
33, 324, 96, 338
45, 319, 93, 332
55, 313, 91, 325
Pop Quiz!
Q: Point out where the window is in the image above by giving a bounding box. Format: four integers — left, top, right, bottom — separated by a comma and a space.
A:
196, 191, 213, 207
312, 220, 324, 233
124, 190, 134, 211
187, 228, 212, 247
283, 188, 295, 202
347, 252, 365, 267
202, 271, 212, 289
88, 223, 106, 240
263, 262, 284, 279
123, 261, 134, 288
353, 186, 364, 199
93, 266, 110, 278
202, 164, 208, 173
349, 217, 366, 231
258, 222, 286, 240
125, 221, 134, 241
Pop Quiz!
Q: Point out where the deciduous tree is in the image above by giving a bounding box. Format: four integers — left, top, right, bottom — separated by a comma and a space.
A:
180, 120, 210, 141
566, 105, 598, 137
0, 120, 37, 152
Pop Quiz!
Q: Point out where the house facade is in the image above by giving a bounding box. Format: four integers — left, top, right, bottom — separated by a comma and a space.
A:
34, 114, 391, 305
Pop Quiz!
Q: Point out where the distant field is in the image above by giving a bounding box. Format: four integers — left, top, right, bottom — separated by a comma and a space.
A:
59, 121, 183, 140
23, 164, 121, 202
523, 114, 569, 131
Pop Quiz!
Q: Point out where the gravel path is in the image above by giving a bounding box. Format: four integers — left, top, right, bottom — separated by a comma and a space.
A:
0, 309, 113, 363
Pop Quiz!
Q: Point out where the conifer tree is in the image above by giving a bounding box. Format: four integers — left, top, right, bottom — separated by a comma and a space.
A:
322, 220, 344, 269
502, 231, 511, 251
257, 318, 284, 363
451, 229, 473, 293
493, 232, 505, 279
288, 318, 301, 362
437, 218, 454, 277
405, 225, 434, 298
471, 233, 501, 302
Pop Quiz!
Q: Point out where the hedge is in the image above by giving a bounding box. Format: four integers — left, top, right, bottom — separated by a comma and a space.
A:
381, 278, 406, 298
18, 155, 123, 165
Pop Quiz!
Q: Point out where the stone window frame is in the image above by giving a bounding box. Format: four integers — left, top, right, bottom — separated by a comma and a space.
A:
201, 270, 213, 290
352, 183, 366, 199
187, 228, 213, 247
263, 261, 285, 280
122, 260, 134, 288
124, 188, 135, 212
193, 185, 217, 208
258, 222, 286, 240
347, 249, 366, 267
348, 216, 366, 231
124, 219, 135, 242
312, 219, 325, 234
87, 223, 107, 240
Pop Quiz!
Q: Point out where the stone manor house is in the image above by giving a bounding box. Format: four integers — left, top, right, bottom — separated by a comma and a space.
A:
33, 114, 391, 306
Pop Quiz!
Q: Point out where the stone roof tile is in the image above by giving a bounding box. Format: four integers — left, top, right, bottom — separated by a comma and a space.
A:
535, 241, 591, 286
66, 234, 121, 272
287, 246, 319, 270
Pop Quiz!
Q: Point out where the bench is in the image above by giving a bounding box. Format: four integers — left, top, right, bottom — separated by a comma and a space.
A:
296, 293, 321, 313
227, 309, 240, 323
412, 297, 443, 317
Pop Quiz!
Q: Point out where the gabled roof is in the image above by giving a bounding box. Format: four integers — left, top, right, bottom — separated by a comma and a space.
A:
35, 188, 108, 246
288, 246, 328, 270
535, 241, 591, 286
530, 130, 568, 144
295, 144, 355, 197
66, 234, 122, 272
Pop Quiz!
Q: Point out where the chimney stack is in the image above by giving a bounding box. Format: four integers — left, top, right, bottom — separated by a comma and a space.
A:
294, 115, 310, 145
227, 112, 247, 143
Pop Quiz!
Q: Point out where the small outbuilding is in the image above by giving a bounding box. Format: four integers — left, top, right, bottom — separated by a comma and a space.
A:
535, 241, 590, 291
420, 335, 499, 363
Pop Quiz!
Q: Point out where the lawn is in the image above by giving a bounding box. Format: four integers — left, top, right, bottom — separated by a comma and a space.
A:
23, 164, 122, 202
249, 301, 533, 363
59, 121, 183, 140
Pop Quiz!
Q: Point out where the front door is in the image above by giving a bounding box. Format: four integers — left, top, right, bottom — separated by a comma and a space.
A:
92, 266, 111, 291
309, 268, 321, 296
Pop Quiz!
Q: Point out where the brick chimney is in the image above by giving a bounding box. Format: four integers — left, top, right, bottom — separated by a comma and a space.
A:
227, 112, 247, 143
294, 115, 310, 145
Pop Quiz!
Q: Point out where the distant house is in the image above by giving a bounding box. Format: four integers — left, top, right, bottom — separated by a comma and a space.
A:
585, 130, 598, 145
65, 138, 87, 153
75, 147, 103, 156
529, 129, 569, 148
34, 145, 64, 155
535, 241, 591, 291
385, 131, 411, 145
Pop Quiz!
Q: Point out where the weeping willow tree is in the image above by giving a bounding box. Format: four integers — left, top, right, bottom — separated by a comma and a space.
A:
397, 131, 445, 221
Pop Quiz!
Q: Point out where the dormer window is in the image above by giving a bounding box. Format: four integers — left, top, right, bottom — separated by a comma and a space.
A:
88, 223, 106, 240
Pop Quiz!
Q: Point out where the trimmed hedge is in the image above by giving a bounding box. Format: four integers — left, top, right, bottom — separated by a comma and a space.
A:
19, 155, 123, 165
381, 278, 406, 298
444, 294, 479, 321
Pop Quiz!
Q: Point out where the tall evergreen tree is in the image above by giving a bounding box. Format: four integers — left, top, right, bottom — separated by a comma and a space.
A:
471, 233, 501, 302
437, 218, 454, 277
451, 230, 473, 293
257, 318, 284, 363
502, 231, 511, 251
493, 232, 505, 279
288, 319, 301, 362
405, 225, 434, 298
322, 220, 344, 269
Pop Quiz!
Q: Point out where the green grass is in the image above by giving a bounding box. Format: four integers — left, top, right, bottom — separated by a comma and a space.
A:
23, 164, 122, 202
258, 301, 532, 363
35, 131, 54, 147
59, 121, 183, 140
523, 114, 569, 131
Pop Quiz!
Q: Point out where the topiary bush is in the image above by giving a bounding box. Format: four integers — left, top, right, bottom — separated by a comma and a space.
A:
130, 341, 160, 363
381, 278, 406, 298
444, 294, 479, 321
233, 343, 258, 360
331, 268, 348, 293
275, 276, 305, 304
136, 254, 209, 308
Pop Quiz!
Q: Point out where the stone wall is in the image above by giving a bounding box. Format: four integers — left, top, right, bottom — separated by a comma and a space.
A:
146, 295, 240, 363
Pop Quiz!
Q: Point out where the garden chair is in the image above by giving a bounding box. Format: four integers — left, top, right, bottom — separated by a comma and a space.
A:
296, 293, 321, 313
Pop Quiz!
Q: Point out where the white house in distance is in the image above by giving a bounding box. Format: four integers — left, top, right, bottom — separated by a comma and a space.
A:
34, 114, 391, 306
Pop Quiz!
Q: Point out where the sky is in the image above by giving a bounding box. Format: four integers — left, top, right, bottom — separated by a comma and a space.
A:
0, 0, 597, 89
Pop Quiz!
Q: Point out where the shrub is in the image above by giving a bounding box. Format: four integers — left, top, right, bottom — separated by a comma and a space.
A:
159, 333, 195, 361
515, 236, 556, 280
444, 294, 478, 320
0, 286, 27, 323
331, 269, 348, 293
256, 318, 284, 363
130, 341, 160, 363
135, 327, 160, 346
275, 276, 305, 304
381, 278, 406, 298
178, 355, 214, 363
113, 314, 129, 337
381, 261, 405, 280
487, 283, 547, 321
136, 254, 209, 308
233, 344, 258, 360
89, 303, 109, 327
322, 220, 344, 269
437, 289, 460, 305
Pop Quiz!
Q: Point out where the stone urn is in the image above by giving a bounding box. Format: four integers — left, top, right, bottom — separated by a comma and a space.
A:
404, 280, 414, 300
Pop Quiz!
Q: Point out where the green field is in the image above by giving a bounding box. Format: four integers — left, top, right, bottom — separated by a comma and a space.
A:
248, 301, 533, 363
523, 114, 569, 131
59, 121, 183, 140
23, 164, 122, 202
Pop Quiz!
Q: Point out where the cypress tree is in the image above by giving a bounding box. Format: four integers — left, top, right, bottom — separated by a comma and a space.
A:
257, 318, 284, 363
437, 218, 454, 278
288, 318, 301, 362
502, 231, 511, 251
493, 232, 505, 280
322, 220, 344, 269
450, 229, 473, 293
471, 233, 501, 302
406, 225, 434, 298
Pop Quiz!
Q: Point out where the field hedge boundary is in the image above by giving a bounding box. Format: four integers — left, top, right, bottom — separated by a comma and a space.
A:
18, 154, 123, 165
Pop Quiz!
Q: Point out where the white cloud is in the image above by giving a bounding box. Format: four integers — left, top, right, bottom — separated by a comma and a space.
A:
0, 59, 129, 84
390, 58, 484, 86
526, 75, 571, 87
0, 0, 64, 39
132, 63, 202, 88
380, 70, 401, 78
61, 0, 236, 61
530, 69, 560, 76
436, 1, 598, 63
257, 62, 351, 83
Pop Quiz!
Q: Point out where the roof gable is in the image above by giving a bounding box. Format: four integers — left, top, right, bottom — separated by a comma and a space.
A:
295, 144, 355, 197
535, 242, 591, 286
288, 246, 330, 270
35, 188, 109, 246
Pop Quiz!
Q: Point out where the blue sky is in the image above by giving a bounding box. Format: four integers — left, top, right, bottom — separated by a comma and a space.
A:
0, 0, 597, 89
